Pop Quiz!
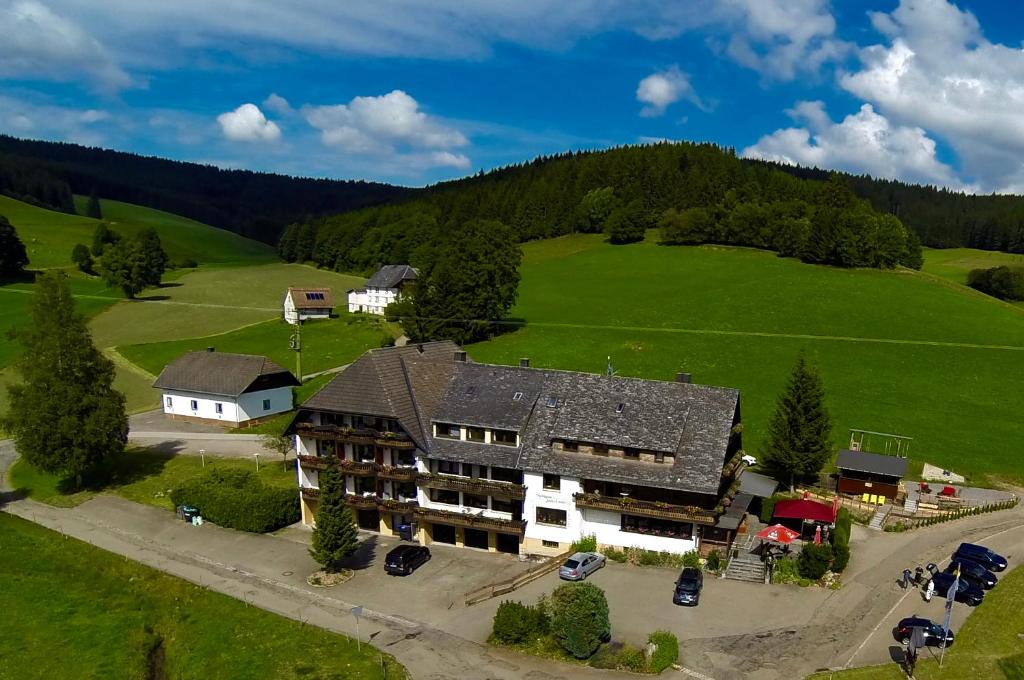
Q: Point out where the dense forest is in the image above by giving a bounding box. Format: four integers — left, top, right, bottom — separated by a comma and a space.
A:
0, 135, 408, 243
279, 142, 922, 274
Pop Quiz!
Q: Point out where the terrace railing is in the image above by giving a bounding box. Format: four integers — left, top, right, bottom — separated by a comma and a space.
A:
294, 422, 415, 449
416, 473, 527, 500
414, 506, 527, 535
378, 465, 420, 482
573, 492, 717, 525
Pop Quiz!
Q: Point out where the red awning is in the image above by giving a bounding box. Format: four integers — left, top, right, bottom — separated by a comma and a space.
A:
756, 524, 800, 545
773, 498, 836, 523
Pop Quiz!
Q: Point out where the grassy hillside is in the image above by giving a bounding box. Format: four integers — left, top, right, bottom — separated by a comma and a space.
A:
923, 247, 1024, 285
0, 513, 406, 679
468, 234, 1024, 484
0, 193, 274, 269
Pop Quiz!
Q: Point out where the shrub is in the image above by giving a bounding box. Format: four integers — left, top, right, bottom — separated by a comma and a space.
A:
170, 468, 298, 532
705, 549, 723, 573
605, 548, 627, 563
798, 578, 811, 587
616, 644, 646, 672
681, 550, 701, 569
647, 630, 679, 673
797, 543, 833, 580
572, 534, 597, 554
831, 541, 851, 571
771, 556, 800, 584
829, 507, 852, 572
491, 600, 549, 645
549, 582, 610, 659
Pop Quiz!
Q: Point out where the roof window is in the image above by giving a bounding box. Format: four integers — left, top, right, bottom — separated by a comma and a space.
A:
615, 403, 625, 414
513, 391, 523, 401
545, 395, 558, 408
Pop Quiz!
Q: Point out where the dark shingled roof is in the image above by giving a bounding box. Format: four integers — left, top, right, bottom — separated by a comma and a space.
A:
738, 470, 780, 498
303, 341, 459, 448
836, 449, 908, 479
434, 363, 546, 431
365, 264, 417, 289
153, 351, 298, 397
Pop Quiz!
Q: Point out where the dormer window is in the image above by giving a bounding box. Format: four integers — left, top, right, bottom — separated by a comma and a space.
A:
513, 391, 523, 401
562, 440, 579, 452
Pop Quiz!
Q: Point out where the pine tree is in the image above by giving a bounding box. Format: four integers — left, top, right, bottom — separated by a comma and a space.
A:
0, 215, 29, 278
71, 243, 94, 274
3, 272, 127, 485
135, 228, 168, 286
310, 456, 360, 572
86, 187, 102, 219
763, 351, 833, 490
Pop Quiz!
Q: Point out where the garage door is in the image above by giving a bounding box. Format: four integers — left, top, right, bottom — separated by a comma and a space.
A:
432, 523, 457, 544
495, 533, 520, 555
464, 528, 488, 550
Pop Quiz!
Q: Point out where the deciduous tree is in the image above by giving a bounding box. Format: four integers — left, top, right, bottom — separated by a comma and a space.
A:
71, 243, 94, 274
3, 272, 127, 485
763, 351, 832, 491
0, 215, 28, 278
310, 456, 360, 572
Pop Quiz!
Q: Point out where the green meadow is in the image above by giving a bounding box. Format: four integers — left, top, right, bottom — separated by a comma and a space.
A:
922, 247, 1024, 285
469, 235, 1024, 484
0, 514, 405, 680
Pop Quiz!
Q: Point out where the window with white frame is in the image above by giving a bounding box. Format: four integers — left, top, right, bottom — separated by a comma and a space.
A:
536, 507, 567, 526
215, 403, 223, 415
165, 396, 172, 408
190, 399, 198, 411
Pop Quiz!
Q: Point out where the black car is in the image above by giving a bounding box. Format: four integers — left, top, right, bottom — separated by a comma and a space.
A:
953, 542, 1008, 572
673, 567, 704, 606
384, 545, 431, 576
946, 558, 998, 589
895, 616, 955, 648
930, 572, 984, 606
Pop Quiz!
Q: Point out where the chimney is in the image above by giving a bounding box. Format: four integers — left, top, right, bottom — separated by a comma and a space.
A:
519, 358, 530, 368
675, 372, 691, 384
416, 343, 424, 354
207, 347, 216, 353
454, 350, 467, 362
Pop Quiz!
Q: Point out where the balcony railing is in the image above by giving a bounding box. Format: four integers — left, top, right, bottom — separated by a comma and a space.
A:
379, 498, 420, 513
300, 487, 320, 500
294, 422, 415, 449
414, 506, 527, 536
378, 465, 419, 482
343, 494, 380, 510
339, 460, 378, 476
573, 492, 717, 525
297, 454, 328, 470
416, 473, 526, 500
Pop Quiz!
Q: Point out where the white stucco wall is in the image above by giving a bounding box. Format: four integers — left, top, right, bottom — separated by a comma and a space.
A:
161, 386, 292, 424
580, 508, 698, 554
347, 286, 401, 315
284, 292, 332, 324
523, 472, 583, 544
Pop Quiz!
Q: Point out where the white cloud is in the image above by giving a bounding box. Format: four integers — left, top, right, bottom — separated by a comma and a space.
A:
839, 0, 1024, 192
0, 94, 114, 146
303, 90, 468, 169
0, 0, 131, 90
217, 103, 281, 143
262, 93, 292, 116
636, 66, 703, 117
742, 100, 965, 189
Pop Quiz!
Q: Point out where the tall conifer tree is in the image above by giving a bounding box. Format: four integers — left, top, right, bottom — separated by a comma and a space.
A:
0, 215, 28, 278
85, 187, 102, 219
3, 272, 127, 485
310, 456, 359, 572
763, 351, 833, 490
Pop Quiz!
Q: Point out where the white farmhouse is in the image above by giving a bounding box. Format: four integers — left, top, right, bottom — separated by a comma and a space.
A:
154, 350, 300, 427
346, 264, 417, 315
283, 287, 334, 324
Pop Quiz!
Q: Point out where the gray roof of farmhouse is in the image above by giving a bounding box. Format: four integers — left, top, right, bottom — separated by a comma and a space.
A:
153, 351, 298, 398
299, 346, 740, 496
365, 264, 418, 289
836, 449, 908, 479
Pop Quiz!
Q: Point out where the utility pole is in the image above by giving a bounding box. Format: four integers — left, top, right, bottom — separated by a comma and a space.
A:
290, 318, 303, 383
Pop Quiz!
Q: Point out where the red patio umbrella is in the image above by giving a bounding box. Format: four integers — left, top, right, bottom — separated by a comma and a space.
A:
756, 524, 800, 545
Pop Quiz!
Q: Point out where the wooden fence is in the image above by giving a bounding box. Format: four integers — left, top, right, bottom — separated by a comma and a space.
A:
464, 551, 572, 606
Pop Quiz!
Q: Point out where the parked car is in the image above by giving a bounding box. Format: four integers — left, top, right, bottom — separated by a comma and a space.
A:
559, 552, 606, 581
673, 567, 704, 606
895, 616, 955, 647
946, 558, 998, 589
953, 542, 1008, 572
929, 572, 984, 606
384, 545, 431, 576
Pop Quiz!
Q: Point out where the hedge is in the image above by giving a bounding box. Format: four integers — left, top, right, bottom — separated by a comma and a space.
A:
491, 600, 549, 645
830, 507, 852, 572
647, 630, 679, 673
170, 468, 299, 533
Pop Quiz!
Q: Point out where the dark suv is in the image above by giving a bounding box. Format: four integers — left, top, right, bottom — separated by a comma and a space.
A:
384, 545, 431, 576
895, 616, 954, 647
673, 567, 703, 606
946, 558, 997, 589
930, 572, 984, 606
953, 543, 1007, 572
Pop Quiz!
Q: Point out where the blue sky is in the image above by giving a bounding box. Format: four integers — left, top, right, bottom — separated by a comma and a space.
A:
1, 1, 1023, 192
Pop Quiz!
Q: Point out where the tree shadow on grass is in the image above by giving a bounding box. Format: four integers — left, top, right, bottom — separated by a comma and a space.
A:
134, 294, 171, 302
342, 533, 379, 571
0, 487, 28, 510
55, 442, 185, 495
158, 282, 183, 289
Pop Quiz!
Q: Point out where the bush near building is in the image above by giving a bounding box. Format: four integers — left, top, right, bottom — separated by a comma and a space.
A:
170, 468, 298, 532
830, 507, 852, 572
550, 582, 611, 659
491, 600, 549, 646
647, 630, 680, 672
797, 543, 834, 580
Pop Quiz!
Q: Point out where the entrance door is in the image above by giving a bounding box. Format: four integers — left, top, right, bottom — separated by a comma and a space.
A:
431, 523, 457, 544
356, 509, 380, 531
464, 528, 489, 550
495, 533, 520, 555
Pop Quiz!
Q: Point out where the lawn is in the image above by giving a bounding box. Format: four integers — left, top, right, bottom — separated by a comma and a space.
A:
922, 247, 1024, 285
806, 563, 1024, 680
0, 513, 405, 680
468, 234, 1024, 484
119, 313, 395, 379
8, 447, 296, 511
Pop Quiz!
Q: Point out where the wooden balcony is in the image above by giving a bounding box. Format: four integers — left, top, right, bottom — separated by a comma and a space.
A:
343, 494, 380, 510
414, 506, 526, 536
378, 465, 419, 482
300, 487, 320, 501
339, 460, 378, 476
297, 454, 328, 470
294, 422, 415, 449
573, 492, 717, 525
416, 473, 526, 500
378, 498, 419, 513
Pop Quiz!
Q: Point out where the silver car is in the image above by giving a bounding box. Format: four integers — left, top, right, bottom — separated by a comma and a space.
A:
559, 552, 606, 581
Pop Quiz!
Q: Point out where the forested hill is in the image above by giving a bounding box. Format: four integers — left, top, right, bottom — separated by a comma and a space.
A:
0, 135, 408, 244
281, 142, 1024, 275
